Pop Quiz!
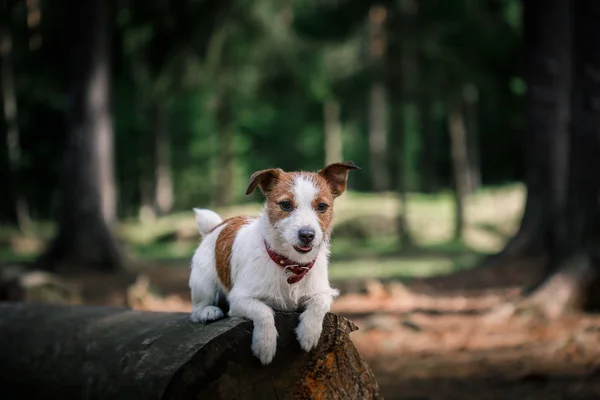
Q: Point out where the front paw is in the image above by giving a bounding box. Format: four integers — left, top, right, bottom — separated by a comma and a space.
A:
295, 314, 323, 352
190, 306, 224, 323
252, 322, 278, 365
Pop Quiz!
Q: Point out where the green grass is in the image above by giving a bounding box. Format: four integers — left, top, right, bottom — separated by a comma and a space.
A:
0, 183, 525, 281
329, 256, 473, 281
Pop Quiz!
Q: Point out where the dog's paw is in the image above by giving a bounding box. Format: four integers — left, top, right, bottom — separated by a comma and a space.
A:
190, 306, 224, 323
296, 313, 323, 352
252, 322, 278, 365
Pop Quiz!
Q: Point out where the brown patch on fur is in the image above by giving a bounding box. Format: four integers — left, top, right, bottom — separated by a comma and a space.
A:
318, 161, 361, 197
305, 173, 335, 234
264, 171, 297, 225
246, 168, 283, 195
208, 217, 236, 234
214, 217, 250, 290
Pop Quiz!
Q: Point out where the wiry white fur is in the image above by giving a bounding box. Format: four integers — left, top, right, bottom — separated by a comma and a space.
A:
189, 175, 339, 365
189, 221, 227, 323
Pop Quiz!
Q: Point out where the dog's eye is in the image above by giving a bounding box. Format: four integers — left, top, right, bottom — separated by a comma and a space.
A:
317, 203, 329, 213
279, 201, 293, 211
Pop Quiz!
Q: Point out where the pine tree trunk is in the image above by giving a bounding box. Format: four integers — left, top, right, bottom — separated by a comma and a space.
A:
494, 0, 600, 315
463, 83, 481, 194
129, 51, 156, 222
324, 99, 343, 165
215, 92, 235, 207
138, 174, 156, 223
546, 0, 600, 297
419, 98, 437, 194
368, 83, 389, 192
0, 25, 30, 231
154, 103, 173, 215
368, 5, 390, 192
496, 0, 572, 259
448, 102, 469, 241
38, 0, 122, 272
138, 121, 155, 222
394, 0, 419, 247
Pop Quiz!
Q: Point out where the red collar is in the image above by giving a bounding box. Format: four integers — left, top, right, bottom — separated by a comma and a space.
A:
264, 241, 316, 284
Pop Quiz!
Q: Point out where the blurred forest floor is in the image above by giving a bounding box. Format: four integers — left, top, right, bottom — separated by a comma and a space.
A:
3, 184, 600, 399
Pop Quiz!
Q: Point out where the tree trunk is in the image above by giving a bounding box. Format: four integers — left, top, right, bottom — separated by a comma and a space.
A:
545, 0, 600, 306
0, 303, 383, 400
129, 50, 157, 222
137, 114, 155, 222
0, 24, 30, 231
393, 0, 420, 247
492, 0, 600, 315
324, 99, 343, 165
463, 83, 481, 194
368, 5, 390, 192
138, 174, 156, 222
419, 97, 437, 194
215, 92, 235, 207
153, 103, 173, 215
37, 0, 121, 272
493, 0, 572, 260
448, 102, 469, 241
368, 83, 389, 192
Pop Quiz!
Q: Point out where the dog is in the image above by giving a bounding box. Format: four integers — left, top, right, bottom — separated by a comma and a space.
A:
189, 161, 360, 364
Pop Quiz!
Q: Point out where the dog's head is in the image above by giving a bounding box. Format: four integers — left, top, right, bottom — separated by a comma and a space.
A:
246, 161, 360, 262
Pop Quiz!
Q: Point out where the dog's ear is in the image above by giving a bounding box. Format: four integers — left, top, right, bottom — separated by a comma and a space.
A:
318, 160, 360, 198
246, 168, 283, 195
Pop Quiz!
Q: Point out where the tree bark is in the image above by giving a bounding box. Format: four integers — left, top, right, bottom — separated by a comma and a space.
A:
0, 303, 383, 400
542, 0, 600, 306
129, 49, 157, 222
138, 178, 157, 222
448, 102, 469, 241
491, 0, 600, 315
419, 97, 437, 194
394, 0, 419, 247
493, 0, 572, 260
324, 99, 343, 165
0, 23, 30, 231
215, 91, 235, 207
368, 4, 390, 192
558, 0, 600, 261
37, 0, 122, 272
153, 103, 173, 215
463, 83, 481, 194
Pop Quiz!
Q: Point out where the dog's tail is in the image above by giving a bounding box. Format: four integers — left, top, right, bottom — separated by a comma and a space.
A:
193, 208, 224, 239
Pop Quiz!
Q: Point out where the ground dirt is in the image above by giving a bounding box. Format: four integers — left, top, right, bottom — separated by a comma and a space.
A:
48, 261, 600, 400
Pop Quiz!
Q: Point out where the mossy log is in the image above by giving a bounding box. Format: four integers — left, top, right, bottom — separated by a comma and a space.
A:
0, 303, 382, 400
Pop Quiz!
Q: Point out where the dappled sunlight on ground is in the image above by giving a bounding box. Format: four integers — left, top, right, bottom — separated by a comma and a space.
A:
344, 305, 600, 399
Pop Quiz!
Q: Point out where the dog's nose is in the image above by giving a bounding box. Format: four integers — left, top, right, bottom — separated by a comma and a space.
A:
298, 227, 315, 244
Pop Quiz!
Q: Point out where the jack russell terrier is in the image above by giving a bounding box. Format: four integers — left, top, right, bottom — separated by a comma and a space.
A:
189, 161, 360, 364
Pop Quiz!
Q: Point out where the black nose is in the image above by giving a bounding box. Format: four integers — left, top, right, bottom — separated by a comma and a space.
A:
298, 227, 315, 244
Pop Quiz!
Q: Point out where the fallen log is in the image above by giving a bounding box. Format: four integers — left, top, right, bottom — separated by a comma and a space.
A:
0, 303, 382, 400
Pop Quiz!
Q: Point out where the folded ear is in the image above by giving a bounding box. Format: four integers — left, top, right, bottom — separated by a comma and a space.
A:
245, 168, 283, 195
318, 160, 361, 197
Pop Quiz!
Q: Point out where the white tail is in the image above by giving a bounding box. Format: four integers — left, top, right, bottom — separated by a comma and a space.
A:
193, 208, 224, 238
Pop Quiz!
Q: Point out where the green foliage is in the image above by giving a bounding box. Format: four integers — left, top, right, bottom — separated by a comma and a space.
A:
0, 0, 524, 223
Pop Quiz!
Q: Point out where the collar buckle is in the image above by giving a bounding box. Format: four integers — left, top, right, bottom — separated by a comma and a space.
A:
283, 265, 298, 274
